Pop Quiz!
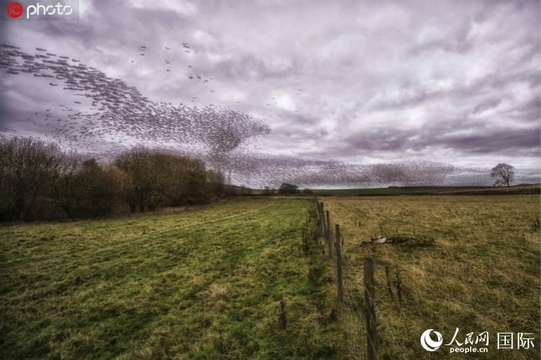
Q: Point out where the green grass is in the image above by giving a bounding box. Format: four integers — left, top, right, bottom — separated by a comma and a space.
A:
321, 195, 540, 359
0, 198, 345, 359
312, 184, 540, 197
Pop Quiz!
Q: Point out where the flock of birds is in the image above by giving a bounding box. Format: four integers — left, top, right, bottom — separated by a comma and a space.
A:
0, 43, 270, 161
134, 42, 216, 102
0, 43, 457, 187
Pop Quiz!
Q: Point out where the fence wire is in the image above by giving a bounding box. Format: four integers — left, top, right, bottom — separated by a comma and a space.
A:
341, 256, 368, 359
363, 282, 409, 360
314, 197, 411, 360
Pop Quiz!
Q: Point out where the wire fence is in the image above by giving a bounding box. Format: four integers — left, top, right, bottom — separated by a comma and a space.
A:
312, 196, 411, 360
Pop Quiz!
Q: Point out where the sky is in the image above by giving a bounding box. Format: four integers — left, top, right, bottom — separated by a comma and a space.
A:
1, 0, 540, 188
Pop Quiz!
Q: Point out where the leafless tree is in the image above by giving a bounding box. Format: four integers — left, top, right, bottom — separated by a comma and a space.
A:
115, 147, 216, 212
0, 137, 61, 221
51, 151, 85, 218
490, 163, 515, 187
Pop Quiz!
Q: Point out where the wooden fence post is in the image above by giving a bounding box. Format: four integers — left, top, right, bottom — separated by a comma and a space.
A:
317, 202, 321, 235
365, 257, 378, 360
301, 228, 308, 255
319, 201, 327, 237
335, 224, 344, 303
326, 210, 330, 239
326, 210, 332, 257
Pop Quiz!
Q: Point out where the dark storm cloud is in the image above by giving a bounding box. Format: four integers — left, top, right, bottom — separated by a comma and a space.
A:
508, 97, 541, 123
343, 122, 540, 157
436, 127, 541, 155
471, 99, 502, 116
344, 128, 415, 153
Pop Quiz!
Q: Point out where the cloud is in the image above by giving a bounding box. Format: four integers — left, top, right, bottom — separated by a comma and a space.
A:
0, 0, 539, 187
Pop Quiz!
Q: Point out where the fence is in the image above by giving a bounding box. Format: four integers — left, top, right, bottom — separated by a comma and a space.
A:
312, 196, 409, 360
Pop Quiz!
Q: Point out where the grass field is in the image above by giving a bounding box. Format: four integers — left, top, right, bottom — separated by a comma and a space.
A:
2, 195, 539, 359
312, 184, 540, 197
321, 195, 540, 359
0, 199, 345, 359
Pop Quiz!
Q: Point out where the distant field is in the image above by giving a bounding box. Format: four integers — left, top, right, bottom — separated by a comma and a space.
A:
322, 195, 540, 359
312, 184, 541, 196
0, 199, 345, 359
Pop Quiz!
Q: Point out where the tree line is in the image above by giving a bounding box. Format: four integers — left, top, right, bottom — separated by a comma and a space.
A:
0, 137, 227, 222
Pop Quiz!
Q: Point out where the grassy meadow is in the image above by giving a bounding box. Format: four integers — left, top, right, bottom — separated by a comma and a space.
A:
321, 195, 540, 359
0, 199, 344, 359
1, 194, 539, 359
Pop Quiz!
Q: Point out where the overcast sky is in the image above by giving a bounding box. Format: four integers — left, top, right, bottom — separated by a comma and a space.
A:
1, 0, 540, 187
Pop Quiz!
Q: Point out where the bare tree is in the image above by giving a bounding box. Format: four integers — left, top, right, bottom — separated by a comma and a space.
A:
0, 137, 61, 221
51, 151, 87, 218
73, 159, 126, 218
115, 147, 158, 213
115, 147, 215, 212
490, 163, 515, 187
207, 169, 226, 197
